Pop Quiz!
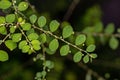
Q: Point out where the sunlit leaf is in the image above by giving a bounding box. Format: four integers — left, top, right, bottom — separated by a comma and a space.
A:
29, 14, 37, 24
22, 45, 30, 53
0, 26, 7, 35
75, 34, 86, 45
86, 44, 96, 52
0, 16, 5, 24
49, 20, 60, 32
60, 45, 70, 56
5, 40, 17, 51
21, 23, 31, 31
49, 39, 59, 51
18, 2, 28, 11
83, 55, 89, 63
0, 0, 11, 9
19, 40, 27, 49
11, 33, 22, 42
10, 26, 16, 33
28, 33, 39, 41
73, 51, 83, 62
5, 14, 16, 23
0, 50, 9, 62
39, 33, 47, 43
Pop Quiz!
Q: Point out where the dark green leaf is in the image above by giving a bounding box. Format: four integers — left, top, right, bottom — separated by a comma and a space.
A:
29, 14, 37, 24
86, 44, 96, 52
83, 55, 89, 63
109, 36, 119, 50
49, 20, 60, 32
49, 39, 59, 51
38, 16, 46, 27
0, 50, 9, 62
5, 40, 17, 51
73, 51, 83, 62
0, 0, 12, 9
60, 45, 70, 56
62, 25, 73, 38
5, 14, 16, 23
105, 23, 115, 34
75, 34, 86, 45
18, 2, 28, 11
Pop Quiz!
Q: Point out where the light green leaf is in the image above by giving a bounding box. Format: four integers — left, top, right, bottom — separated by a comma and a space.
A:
90, 53, 97, 59
105, 23, 115, 34
22, 45, 30, 53
18, 2, 28, 11
49, 20, 60, 32
73, 51, 83, 62
38, 16, 46, 27
0, 0, 12, 9
28, 33, 39, 41
19, 40, 27, 49
0, 26, 7, 35
86, 44, 96, 52
21, 23, 31, 31
29, 14, 37, 24
0, 50, 9, 62
10, 26, 16, 33
75, 34, 86, 45
0, 16, 5, 24
109, 36, 119, 50
31, 40, 41, 50
11, 33, 22, 42
5, 40, 17, 51
60, 45, 70, 56
62, 25, 73, 38
83, 55, 89, 63
39, 33, 47, 43
5, 14, 16, 23
49, 39, 59, 51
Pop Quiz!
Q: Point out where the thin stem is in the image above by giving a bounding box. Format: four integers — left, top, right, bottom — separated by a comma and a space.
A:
32, 25, 88, 55
0, 33, 10, 45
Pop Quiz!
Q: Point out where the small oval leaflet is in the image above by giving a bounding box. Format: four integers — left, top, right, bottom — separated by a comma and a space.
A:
62, 25, 73, 38
29, 14, 37, 24
5, 14, 16, 23
49, 39, 59, 51
5, 40, 17, 51
109, 36, 119, 50
86, 44, 96, 52
38, 16, 46, 27
90, 53, 97, 59
22, 45, 30, 53
0, 26, 7, 35
105, 23, 115, 34
0, 17, 5, 24
21, 23, 31, 31
75, 34, 86, 45
49, 20, 60, 32
10, 26, 16, 33
39, 33, 47, 43
73, 51, 83, 62
18, 2, 28, 11
11, 33, 22, 42
28, 33, 39, 41
0, 50, 9, 62
60, 45, 70, 56
19, 40, 27, 49
31, 40, 41, 50
0, 0, 12, 9
83, 55, 89, 63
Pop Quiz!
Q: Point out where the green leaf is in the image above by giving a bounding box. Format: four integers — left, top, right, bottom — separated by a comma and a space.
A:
46, 48, 56, 55
31, 40, 41, 50
26, 28, 35, 35
18, 2, 28, 11
5, 14, 16, 23
62, 25, 73, 38
22, 45, 30, 53
45, 60, 54, 69
73, 51, 83, 62
19, 40, 27, 49
86, 44, 96, 52
90, 53, 97, 59
83, 55, 89, 63
109, 36, 119, 50
75, 34, 86, 45
39, 33, 47, 43
38, 16, 46, 27
0, 0, 12, 9
94, 22, 103, 32
10, 26, 16, 33
5, 40, 17, 51
11, 33, 22, 42
28, 33, 39, 41
0, 26, 7, 35
0, 16, 5, 24
86, 35, 95, 46
105, 23, 115, 34
49, 20, 60, 32
21, 23, 31, 31
49, 39, 59, 51
29, 14, 37, 24
60, 45, 70, 56
0, 50, 9, 62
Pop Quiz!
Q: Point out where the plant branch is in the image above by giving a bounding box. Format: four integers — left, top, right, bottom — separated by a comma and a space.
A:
0, 33, 10, 45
